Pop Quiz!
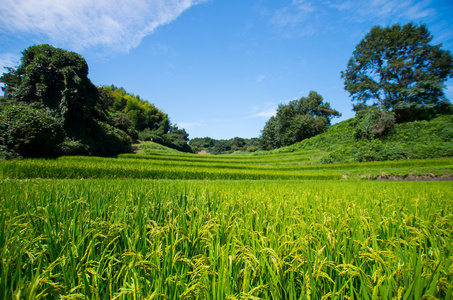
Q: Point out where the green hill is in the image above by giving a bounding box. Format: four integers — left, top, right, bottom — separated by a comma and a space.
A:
279, 115, 453, 163
134, 141, 184, 155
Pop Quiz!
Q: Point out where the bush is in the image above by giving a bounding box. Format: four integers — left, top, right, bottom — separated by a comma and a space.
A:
98, 122, 132, 156
0, 105, 65, 158
60, 138, 91, 156
354, 109, 396, 140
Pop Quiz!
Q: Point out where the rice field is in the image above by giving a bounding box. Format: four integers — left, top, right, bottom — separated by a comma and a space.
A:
1, 153, 452, 180
1, 153, 452, 299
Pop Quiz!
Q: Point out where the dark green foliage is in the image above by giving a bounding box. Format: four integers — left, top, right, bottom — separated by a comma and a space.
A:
342, 23, 453, 121
189, 137, 261, 154
0, 45, 193, 157
94, 122, 132, 156
165, 126, 192, 153
354, 109, 396, 140
260, 91, 341, 150
139, 126, 193, 153
59, 138, 91, 156
0, 45, 99, 134
0, 45, 135, 157
0, 105, 64, 158
260, 116, 281, 150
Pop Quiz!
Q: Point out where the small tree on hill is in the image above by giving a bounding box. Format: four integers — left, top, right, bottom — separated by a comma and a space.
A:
260, 91, 341, 150
341, 23, 453, 121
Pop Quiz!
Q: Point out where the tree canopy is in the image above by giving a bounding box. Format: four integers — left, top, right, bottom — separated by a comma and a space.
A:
341, 23, 453, 121
260, 91, 340, 150
189, 137, 260, 154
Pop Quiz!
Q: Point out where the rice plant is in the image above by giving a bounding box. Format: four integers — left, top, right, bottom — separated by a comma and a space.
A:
1, 179, 452, 299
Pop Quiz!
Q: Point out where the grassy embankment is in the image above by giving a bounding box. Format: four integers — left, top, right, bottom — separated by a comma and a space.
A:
282, 115, 453, 163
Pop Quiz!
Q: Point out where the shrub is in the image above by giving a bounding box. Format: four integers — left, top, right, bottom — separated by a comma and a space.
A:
354, 109, 396, 140
98, 122, 132, 156
0, 105, 65, 158
60, 138, 91, 156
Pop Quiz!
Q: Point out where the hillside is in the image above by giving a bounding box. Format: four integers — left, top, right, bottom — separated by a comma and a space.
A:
279, 115, 453, 163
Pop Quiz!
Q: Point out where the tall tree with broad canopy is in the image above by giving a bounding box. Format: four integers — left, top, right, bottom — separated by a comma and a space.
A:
260, 91, 340, 150
341, 23, 453, 121
0, 44, 99, 135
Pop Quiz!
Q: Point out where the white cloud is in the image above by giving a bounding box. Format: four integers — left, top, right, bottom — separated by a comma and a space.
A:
0, 0, 208, 53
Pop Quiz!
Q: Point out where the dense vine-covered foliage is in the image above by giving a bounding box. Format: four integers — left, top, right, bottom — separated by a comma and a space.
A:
0, 45, 192, 158
353, 109, 396, 140
0, 105, 65, 158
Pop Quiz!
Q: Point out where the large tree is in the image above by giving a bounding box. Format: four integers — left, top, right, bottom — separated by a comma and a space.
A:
0, 44, 99, 135
341, 23, 453, 120
260, 91, 340, 150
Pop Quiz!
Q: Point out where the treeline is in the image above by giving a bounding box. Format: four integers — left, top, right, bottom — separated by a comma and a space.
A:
0, 44, 192, 159
189, 137, 261, 154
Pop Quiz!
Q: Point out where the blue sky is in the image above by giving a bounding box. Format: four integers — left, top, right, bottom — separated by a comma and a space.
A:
1, 0, 453, 139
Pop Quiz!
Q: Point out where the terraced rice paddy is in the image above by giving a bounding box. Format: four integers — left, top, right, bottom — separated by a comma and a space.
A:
0, 152, 452, 299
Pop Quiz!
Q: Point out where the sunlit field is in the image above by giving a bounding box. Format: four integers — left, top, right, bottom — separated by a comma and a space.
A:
1, 154, 452, 299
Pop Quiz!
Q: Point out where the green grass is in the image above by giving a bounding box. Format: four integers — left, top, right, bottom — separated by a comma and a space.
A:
138, 141, 184, 154
1, 179, 452, 299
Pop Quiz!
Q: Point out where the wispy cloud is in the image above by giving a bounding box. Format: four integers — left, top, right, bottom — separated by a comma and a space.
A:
271, 0, 317, 28
332, 0, 436, 24
249, 108, 276, 119
268, 0, 440, 37
256, 74, 266, 83
0, 0, 208, 53
176, 121, 202, 130
270, 0, 319, 37
248, 96, 298, 119
0, 53, 20, 72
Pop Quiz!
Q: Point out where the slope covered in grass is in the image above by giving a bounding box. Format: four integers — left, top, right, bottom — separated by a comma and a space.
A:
283, 115, 453, 163
134, 141, 184, 154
